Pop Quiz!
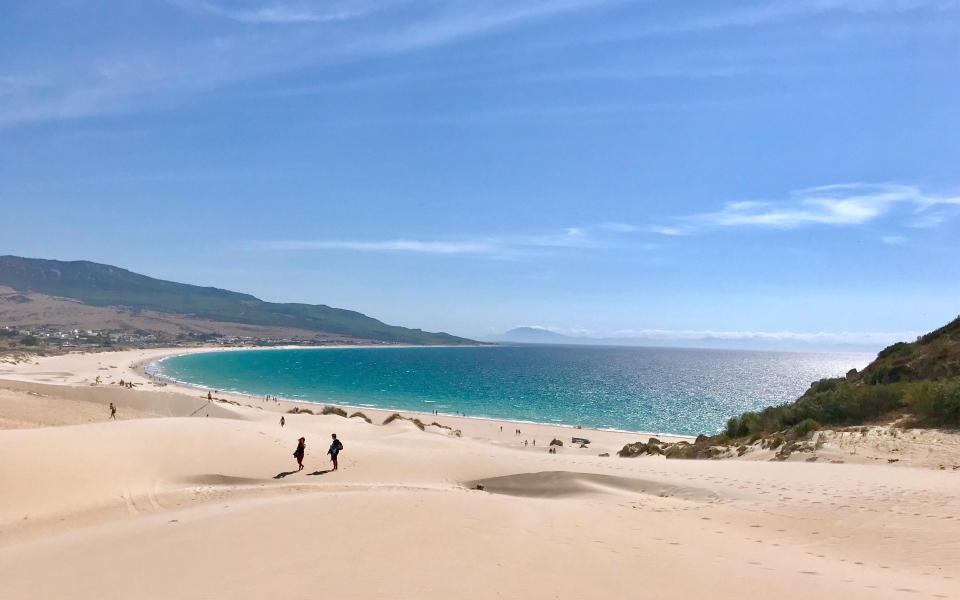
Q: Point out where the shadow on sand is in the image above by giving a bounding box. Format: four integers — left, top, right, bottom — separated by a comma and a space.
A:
308, 469, 333, 476
274, 470, 299, 479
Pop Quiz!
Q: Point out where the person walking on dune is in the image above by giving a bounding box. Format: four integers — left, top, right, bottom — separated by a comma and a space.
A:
109, 402, 116, 420
293, 437, 306, 471
280, 416, 285, 427
328, 433, 343, 471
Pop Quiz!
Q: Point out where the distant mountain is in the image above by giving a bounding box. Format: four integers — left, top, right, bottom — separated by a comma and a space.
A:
496, 327, 578, 344
0, 256, 474, 345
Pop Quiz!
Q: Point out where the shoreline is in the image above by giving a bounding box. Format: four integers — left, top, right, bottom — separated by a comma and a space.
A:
3, 344, 960, 599
0, 346, 695, 451
139, 345, 698, 440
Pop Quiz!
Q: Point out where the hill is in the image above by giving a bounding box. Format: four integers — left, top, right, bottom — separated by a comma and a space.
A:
495, 327, 578, 344
0, 256, 474, 345
724, 315, 960, 439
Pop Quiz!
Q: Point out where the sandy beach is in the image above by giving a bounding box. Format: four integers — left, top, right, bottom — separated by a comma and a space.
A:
2, 347, 959, 599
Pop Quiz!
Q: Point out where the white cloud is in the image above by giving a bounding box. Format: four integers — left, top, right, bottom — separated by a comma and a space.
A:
649, 183, 960, 234
267, 239, 496, 254
262, 226, 604, 258
646, 225, 686, 236
607, 0, 960, 40
1, 0, 621, 126
598, 222, 640, 233
532, 325, 920, 346
881, 235, 907, 245
170, 0, 378, 25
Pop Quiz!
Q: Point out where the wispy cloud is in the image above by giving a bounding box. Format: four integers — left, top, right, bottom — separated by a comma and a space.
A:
259, 224, 655, 259
168, 0, 396, 24
4, 0, 957, 126
1, 0, 624, 127
605, 0, 960, 40
649, 183, 960, 235
881, 234, 908, 245
525, 324, 920, 347
266, 239, 498, 255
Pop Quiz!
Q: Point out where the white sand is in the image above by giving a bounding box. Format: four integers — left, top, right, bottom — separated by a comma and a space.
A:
1, 347, 958, 599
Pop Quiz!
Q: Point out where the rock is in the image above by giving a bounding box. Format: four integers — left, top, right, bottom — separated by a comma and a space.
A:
775, 440, 799, 460
617, 441, 664, 457
474, 484, 485, 491
549, 438, 563, 447
598, 452, 610, 457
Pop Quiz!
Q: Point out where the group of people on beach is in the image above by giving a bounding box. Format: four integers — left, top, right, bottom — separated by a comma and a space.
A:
292, 433, 343, 472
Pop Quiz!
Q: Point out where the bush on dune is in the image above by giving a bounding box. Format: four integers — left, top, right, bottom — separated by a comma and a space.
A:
906, 380, 960, 428
724, 377, 960, 442
381, 413, 426, 430
349, 411, 372, 423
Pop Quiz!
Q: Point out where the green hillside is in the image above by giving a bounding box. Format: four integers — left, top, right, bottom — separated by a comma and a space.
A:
0, 256, 474, 345
725, 315, 960, 439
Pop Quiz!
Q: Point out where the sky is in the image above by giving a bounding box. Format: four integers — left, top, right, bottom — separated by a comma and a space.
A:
1, 0, 959, 350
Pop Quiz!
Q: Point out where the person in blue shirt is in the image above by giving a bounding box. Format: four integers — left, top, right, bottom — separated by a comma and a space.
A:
328, 433, 344, 471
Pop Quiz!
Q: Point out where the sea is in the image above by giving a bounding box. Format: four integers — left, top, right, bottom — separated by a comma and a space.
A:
151, 345, 873, 436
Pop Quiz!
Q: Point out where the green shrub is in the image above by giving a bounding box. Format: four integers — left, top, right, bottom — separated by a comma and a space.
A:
320, 406, 348, 417
349, 411, 372, 423
381, 413, 425, 430
906, 380, 960, 428
791, 418, 820, 438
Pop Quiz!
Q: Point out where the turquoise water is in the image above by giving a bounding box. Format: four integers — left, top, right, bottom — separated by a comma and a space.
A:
153, 346, 873, 436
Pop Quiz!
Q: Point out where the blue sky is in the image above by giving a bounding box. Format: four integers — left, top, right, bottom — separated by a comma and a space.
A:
2, 1, 959, 348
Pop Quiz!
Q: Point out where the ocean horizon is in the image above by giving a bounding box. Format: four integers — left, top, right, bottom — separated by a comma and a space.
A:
152, 345, 873, 436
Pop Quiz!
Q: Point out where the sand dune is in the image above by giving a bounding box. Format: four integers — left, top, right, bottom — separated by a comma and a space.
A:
1, 348, 959, 599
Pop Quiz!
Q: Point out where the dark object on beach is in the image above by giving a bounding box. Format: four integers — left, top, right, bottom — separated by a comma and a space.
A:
474, 483, 485, 491
598, 452, 610, 457
293, 437, 306, 471
549, 438, 563, 447
617, 439, 665, 458
287, 407, 314, 414
328, 434, 343, 470
280, 416, 285, 427
571, 437, 590, 445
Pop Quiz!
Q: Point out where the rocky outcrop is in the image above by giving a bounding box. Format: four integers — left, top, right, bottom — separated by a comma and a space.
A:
616, 438, 665, 457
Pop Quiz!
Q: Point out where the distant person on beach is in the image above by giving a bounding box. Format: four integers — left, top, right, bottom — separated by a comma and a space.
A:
328, 433, 343, 471
293, 437, 306, 471
109, 402, 116, 420
280, 416, 285, 427
207, 391, 212, 401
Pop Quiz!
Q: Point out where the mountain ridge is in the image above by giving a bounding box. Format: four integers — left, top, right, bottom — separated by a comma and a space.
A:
0, 255, 474, 345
